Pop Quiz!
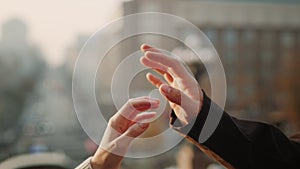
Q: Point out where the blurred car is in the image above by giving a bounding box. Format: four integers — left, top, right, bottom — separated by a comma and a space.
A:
0, 152, 73, 169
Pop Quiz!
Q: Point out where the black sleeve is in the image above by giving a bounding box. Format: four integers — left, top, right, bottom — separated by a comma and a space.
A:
173, 92, 300, 169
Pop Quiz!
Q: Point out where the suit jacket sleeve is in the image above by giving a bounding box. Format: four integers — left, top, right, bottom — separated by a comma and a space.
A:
171, 92, 300, 169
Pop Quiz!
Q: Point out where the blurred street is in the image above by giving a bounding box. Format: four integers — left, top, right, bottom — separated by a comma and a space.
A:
0, 0, 300, 169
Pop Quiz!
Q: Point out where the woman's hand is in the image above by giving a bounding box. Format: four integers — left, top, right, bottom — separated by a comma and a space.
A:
91, 97, 159, 169
140, 44, 203, 127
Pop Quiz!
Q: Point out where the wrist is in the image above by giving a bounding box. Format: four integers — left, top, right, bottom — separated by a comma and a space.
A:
90, 156, 104, 169
75, 157, 93, 169
91, 148, 123, 169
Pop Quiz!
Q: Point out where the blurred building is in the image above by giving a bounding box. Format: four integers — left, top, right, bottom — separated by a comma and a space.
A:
0, 1, 296, 169
0, 18, 89, 165
119, 1, 300, 168
122, 0, 300, 132
0, 18, 46, 160
0, 18, 44, 89
1, 18, 28, 49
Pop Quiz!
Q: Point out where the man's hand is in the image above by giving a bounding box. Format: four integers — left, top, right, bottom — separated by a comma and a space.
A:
91, 97, 159, 169
140, 44, 203, 126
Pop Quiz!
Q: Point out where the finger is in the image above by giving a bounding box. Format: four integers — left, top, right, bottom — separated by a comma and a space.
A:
141, 44, 161, 53
118, 97, 160, 120
145, 51, 178, 68
163, 72, 174, 83
152, 69, 174, 84
132, 111, 156, 123
141, 45, 190, 82
146, 73, 166, 88
159, 84, 181, 105
101, 122, 150, 156
145, 51, 190, 80
112, 112, 156, 151
153, 68, 165, 75
140, 56, 168, 72
141, 47, 170, 74
159, 84, 192, 109
141, 56, 174, 83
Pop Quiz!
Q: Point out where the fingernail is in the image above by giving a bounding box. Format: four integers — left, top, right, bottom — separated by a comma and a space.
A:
145, 51, 150, 56
138, 123, 148, 129
150, 98, 160, 104
161, 85, 170, 93
142, 44, 150, 49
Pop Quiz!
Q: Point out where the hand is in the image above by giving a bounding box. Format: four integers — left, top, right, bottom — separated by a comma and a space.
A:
91, 97, 159, 169
140, 44, 203, 127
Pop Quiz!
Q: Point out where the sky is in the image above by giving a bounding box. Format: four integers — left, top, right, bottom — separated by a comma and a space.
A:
0, 0, 123, 67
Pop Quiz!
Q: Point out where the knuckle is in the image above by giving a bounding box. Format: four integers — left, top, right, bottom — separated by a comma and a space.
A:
108, 117, 115, 126
125, 99, 135, 109
108, 116, 114, 123
127, 98, 135, 105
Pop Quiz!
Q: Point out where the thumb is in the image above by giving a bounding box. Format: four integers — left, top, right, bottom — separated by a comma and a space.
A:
159, 84, 201, 126
100, 123, 150, 157
159, 84, 188, 106
124, 122, 149, 138
114, 123, 149, 154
